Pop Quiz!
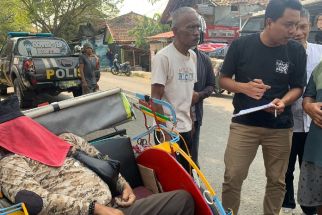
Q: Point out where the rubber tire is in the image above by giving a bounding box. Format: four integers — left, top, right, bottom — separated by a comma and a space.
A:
111, 68, 118, 75
72, 88, 83, 97
13, 79, 32, 108
0, 88, 7, 95
125, 69, 131, 76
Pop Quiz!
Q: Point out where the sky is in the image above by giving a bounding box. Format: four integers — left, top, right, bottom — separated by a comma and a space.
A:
119, 0, 168, 17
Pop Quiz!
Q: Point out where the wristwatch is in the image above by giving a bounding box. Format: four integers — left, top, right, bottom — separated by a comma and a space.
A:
88, 200, 97, 215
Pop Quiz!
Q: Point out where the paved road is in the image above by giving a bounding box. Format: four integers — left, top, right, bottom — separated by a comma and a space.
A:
2, 71, 302, 214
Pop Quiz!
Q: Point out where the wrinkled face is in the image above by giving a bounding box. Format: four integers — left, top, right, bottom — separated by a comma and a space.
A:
85, 47, 93, 55
294, 16, 310, 46
172, 12, 200, 49
266, 8, 300, 45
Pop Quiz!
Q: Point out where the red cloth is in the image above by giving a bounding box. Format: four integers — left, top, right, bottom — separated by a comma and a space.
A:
0, 116, 71, 167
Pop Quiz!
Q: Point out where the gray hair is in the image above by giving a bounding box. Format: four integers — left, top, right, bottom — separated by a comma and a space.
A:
300, 8, 310, 21
171, 7, 198, 28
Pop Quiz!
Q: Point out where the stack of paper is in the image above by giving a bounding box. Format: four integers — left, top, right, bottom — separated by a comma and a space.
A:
233, 103, 275, 117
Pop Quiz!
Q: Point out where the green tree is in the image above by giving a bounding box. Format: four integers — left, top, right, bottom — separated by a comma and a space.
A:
0, 0, 32, 46
130, 13, 171, 49
19, 0, 123, 41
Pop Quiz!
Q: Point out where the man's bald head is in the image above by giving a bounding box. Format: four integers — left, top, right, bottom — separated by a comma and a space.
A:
171, 7, 199, 29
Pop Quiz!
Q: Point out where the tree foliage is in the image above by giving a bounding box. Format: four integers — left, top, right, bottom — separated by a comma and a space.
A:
19, 0, 124, 41
130, 13, 171, 49
0, 0, 31, 46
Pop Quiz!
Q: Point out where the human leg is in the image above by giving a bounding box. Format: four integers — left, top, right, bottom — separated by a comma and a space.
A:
297, 133, 317, 215
282, 132, 302, 210
298, 161, 322, 214
120, 190, 194, 215
178, 131, 192, 173
261, 128, 292, 215
222, 123, 261, 214
191, 121, 201, 167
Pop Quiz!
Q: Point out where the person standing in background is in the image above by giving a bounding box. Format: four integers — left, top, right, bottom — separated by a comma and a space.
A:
191, 15, 215, 166
281, 8, 322, 215
79, 43, 99, 94
314, 13, 322, 44
298, 57, 322, 215
151, 7, 200, 173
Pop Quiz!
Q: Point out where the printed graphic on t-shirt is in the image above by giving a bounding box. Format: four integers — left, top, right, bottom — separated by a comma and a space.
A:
275, 60, 289, 74
178, 67, 194, 81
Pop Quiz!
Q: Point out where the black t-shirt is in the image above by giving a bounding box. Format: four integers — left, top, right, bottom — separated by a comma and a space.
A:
221, 33, 306, 128
315, 30, 322, 45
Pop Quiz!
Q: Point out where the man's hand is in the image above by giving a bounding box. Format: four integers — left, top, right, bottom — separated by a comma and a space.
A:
191, 92, 200, 105
303, 102, 322, 128
241, 79, 271, 100
94, 203, 124, 215
82, 81, 89, 94
115, 183, 136, 207
265, 98, 285, 115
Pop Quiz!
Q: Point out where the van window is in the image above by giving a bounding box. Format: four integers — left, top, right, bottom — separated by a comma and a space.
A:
16, 38, 70, 57
242, 17, 264, 32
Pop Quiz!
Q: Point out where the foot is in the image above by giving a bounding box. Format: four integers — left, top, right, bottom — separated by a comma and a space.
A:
280, 208, 294, 215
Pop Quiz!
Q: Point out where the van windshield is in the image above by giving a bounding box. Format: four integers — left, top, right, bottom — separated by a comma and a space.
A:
16, 38, 70, 57
242, 17, 264, 32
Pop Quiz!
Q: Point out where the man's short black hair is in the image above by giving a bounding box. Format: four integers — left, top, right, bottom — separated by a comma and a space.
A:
265, 0, 302, 24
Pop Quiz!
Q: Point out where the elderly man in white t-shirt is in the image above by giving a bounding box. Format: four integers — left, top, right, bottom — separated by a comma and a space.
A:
151, 7, 200, 172
281, 8, 322, 215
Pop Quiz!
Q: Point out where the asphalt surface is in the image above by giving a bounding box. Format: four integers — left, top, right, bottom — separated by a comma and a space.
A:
1, 71, 303, 214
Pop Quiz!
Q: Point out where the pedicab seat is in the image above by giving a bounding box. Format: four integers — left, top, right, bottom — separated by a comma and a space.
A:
91, 136, 143, 189
91, 136, 155, 199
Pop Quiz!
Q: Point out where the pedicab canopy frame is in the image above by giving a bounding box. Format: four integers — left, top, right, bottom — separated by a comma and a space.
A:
23, 88, 133, 136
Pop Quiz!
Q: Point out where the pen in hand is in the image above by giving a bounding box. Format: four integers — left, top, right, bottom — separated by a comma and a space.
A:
274, 109, 277, 118
247, 78, 271, 89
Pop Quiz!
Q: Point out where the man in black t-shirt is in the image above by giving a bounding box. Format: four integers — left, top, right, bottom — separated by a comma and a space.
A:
219, 0, 306, 214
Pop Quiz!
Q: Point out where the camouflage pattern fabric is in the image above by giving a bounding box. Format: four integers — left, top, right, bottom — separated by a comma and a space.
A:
0, 133, 127, 215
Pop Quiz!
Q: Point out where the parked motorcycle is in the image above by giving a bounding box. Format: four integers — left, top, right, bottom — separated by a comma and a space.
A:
111, 56, 132, 76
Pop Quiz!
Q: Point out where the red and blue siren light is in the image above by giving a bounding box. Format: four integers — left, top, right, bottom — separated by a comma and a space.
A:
7, 32, 53, 38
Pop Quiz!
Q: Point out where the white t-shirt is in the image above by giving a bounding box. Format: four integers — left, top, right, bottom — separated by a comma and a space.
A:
151, 43, 197, 132
292, 42, 322, 132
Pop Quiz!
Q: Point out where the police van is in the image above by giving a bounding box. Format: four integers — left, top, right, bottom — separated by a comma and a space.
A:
240, 0, 322, 43
0, 32, 82, 107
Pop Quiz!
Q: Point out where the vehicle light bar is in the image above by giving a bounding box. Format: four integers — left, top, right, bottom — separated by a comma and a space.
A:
7, 32, 53, 37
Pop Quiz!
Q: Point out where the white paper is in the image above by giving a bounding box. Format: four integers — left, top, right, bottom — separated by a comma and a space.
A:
233, 103, 274, 117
